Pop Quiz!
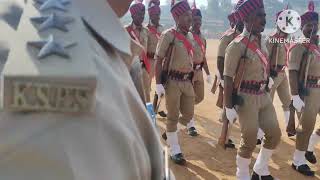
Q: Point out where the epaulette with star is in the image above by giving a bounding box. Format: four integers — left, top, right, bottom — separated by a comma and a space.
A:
2, 0, 97, 113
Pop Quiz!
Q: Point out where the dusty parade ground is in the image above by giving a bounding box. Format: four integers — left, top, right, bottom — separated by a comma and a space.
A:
153, 39, 320, 180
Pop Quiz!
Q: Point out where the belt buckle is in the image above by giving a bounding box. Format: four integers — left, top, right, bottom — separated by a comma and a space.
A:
260, 84, 266, 91
317, 79, 320, 85
196, 65, 201, 70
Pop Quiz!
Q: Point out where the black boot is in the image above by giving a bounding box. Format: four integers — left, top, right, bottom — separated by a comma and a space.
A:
256, 139, 262, 145
162, 132, 167, 141
305, 151, 317, 164
291, 164, 315, 177
187, 127, 198, 137
225, 139, 235, 149
170, 153, 186, 165
158, 111, 167, 118
251, 171, 275, 180
287, 133, 296, 137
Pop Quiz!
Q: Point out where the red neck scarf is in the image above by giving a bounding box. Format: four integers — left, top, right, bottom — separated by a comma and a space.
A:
192, 33, 205, 54
241, 36, 269, 77
171, 29, 194, 57
147, 24, 161, 39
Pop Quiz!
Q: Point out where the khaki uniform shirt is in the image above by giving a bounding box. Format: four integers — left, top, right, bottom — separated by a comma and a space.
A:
0, 1, 164, 180
156, 28, 193, 72
147, 24, 164, 55
224, 30, 269, 81
125, 23, 149, 56
192, 33, 206, 64
217, 28, 241, 58
266, 32, 287, 67
289, 41, 320, 77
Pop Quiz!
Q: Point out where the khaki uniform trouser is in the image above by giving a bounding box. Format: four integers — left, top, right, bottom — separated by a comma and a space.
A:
296, 88, 320, 151
149, 59, 156, 79
237, 92, 282, 158
142, 68, 151, 102
193, 70, 204, 105
165, 79, 195, 132
270, 72, 291, 111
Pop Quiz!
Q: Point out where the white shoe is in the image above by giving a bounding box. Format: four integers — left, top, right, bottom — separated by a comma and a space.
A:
253, 147, 273, 176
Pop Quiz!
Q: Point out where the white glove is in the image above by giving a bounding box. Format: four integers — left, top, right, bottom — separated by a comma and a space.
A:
216, 71, 222, 81
206, 74, 213, 85
219, 79, 224, 88
292, 95, 305, 113
156, 84, 165, 97
226, 107, 238, 123
268, 77, 274, 89
216, 72, 224, 88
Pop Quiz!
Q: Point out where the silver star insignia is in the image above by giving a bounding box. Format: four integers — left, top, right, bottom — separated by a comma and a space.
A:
30, 13, 74, 32
37, 0, 68, 12
34, 0, 71, 5
27, 35, 77, 59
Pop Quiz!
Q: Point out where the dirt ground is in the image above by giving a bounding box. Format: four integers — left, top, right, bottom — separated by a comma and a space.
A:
154, 39, 320, 180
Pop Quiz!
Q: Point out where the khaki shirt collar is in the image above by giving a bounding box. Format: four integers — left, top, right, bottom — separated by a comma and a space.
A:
132, 23, 143, 32
149, 21, 157, 28
242, 28, 260, 42
231, 27, 241, 35
75, 0, 131, 56
242, 28, 268, 55
175, 27, 188, 36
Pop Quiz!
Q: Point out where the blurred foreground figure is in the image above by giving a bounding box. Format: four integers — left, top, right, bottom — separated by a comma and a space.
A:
0, 0, 164, 179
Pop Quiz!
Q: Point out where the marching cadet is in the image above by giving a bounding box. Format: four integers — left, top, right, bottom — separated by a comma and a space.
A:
129, 41, 148, 104
188, 0, 212, 136
0, 0, 164, 179
266, 8, 291, 129
125, 0, 152, 102
256, 6, 292, 143
147, 0, 163, 79
215, 0, 244, 149
288, 1, 319, 176
146, 0, 167, 117
224, 0, 281, 179
155, 0, 194, 165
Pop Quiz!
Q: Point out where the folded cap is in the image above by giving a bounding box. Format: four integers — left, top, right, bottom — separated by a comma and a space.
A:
171, 0, 191, 19
130, 0, 145, 17
228, 12, 236, 25
237, 0, 264, 21
191, 0, 201, 17
148, 0, 161, 16
233, 0, 244, 23
301, 1, 319, 27
276, 4, 289, 20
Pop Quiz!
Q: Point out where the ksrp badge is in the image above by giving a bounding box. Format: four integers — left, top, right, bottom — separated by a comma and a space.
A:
277, 9, 301, 34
